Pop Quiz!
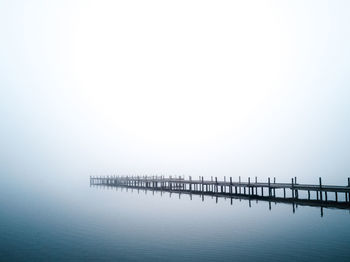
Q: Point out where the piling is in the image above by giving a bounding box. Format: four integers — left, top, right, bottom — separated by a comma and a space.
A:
319, 177, 323, 202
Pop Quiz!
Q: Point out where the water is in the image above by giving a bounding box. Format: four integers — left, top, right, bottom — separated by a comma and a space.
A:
1, 177, 350, 262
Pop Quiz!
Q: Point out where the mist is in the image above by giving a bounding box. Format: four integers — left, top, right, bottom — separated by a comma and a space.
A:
2, 0, 350, 189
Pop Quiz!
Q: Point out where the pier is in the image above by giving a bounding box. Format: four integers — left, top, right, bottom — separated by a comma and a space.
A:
90, 175, 350, 216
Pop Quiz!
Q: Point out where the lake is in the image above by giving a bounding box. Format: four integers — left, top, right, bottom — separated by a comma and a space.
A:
1, 177, 350, 262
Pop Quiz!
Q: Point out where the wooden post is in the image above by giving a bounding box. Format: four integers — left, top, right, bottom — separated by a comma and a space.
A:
292, 178, 295, 199
268, 177, 271, 197
239, 176, 241, 194
335, 192, 338, 202
215, 177, 218, 193
319, 177, 323, 201
248, 177, 250, 195
201, 176, 204, 193
230, 177, 232, 194
348, 178, 350, 201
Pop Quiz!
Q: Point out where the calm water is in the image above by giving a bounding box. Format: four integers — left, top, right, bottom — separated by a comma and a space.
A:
1, 176, 350, 262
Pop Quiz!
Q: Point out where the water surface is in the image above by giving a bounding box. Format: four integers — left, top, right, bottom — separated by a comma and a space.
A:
1, 177, 350, 262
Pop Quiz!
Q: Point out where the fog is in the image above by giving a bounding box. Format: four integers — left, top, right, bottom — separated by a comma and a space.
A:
2, 0, 350, 190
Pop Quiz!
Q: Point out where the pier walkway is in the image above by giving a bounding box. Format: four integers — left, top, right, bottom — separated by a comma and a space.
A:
90, 175, 350, 215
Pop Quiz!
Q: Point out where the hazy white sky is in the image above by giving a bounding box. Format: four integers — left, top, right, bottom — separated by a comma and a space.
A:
1, 0, 350, 185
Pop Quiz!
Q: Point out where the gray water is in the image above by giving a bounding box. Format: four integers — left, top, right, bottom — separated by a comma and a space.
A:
1, 175, 350, 262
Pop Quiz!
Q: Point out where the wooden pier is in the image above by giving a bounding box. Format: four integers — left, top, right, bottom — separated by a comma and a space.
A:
90, 175, 350, 215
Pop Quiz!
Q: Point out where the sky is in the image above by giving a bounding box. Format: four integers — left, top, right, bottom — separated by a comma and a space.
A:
1, 0, 350, 186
